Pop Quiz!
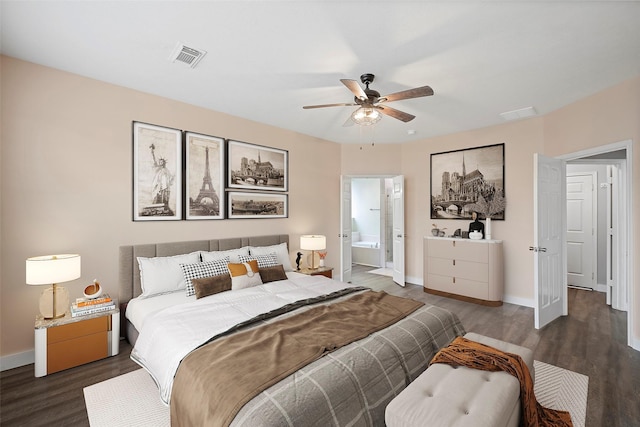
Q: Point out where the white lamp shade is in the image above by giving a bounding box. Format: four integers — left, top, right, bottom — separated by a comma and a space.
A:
26, 254, 81, 285
300, 235, 326, 251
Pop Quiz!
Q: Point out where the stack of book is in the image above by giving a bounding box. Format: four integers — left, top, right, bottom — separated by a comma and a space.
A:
71, 294, 115, 318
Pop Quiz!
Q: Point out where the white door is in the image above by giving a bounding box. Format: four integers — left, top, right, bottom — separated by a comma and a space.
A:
392, 176, 405, 287
340, 176, 352, 282
533, 154, 567, 329
566, 173, 596, 289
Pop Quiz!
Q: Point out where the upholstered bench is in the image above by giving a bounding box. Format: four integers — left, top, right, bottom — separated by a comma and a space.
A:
385, 332, 534, 427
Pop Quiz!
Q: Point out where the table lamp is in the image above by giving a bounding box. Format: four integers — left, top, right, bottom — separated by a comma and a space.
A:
300, 235, 326, 270
26, 254, 81, 319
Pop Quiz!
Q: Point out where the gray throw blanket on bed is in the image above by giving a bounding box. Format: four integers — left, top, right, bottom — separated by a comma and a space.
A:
170, 290, 424, 427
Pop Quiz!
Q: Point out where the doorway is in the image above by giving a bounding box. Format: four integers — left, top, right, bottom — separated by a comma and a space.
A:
341, 175, 405, 286
540, 140, 634, 348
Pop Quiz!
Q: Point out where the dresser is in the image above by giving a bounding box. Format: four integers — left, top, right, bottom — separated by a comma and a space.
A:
423, 237, 504, 306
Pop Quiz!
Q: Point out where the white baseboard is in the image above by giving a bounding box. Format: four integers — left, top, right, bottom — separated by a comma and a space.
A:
405, 275, 421, 286
503, 295, 534, 308
0, 350, 34, 372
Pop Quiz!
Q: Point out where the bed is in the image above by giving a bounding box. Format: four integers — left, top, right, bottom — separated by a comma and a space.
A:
119, 234, 466, 426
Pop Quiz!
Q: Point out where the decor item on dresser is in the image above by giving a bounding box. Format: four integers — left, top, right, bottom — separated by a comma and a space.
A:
26, 254, 81, 319
430, 143, 505, 221
227, 140, 288, 192
227, 191, 287, 218
423, 236, 504, 306
185, 131, 225, 220
132, 121, 182, 221
118, 234, 466, 426
465, 193, 506, 240
300, 234, 326, 269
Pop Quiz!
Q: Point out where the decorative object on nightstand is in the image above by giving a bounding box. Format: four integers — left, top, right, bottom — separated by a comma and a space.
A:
300, 235, 326, 270
26, 254, 81, 319
318, 251, 327, 267
83, 279, 102, 299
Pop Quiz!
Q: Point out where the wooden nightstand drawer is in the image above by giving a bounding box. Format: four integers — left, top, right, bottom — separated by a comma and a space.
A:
47, 316, 108, 344
48, 331, 108, 374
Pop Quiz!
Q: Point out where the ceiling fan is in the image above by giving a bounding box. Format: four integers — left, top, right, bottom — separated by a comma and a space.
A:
302, 73, 434, 125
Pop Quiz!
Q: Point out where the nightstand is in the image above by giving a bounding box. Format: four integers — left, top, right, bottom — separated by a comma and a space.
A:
34, 307, 119, 377
298, 266, 333, 279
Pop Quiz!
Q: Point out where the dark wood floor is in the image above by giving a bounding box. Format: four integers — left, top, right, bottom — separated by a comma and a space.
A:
1, 264, 638, 426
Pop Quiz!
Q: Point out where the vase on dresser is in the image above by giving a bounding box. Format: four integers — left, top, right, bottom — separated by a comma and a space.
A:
485, 217, 492, 240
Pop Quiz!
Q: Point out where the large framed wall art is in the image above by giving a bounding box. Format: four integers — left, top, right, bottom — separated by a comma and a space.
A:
227, 191, 288, 219
430, 143, 505, 220
133, 122, 182, 221
185, 132, 225, 220
227, 140, 288, 192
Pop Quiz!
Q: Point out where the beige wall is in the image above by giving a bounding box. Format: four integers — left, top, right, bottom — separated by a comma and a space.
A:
0, 56, 341, 359
342, 75, 639, 347
2, 56, 639, 363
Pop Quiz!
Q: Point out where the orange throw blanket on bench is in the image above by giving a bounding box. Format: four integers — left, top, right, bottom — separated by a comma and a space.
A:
430, 336, 573, 427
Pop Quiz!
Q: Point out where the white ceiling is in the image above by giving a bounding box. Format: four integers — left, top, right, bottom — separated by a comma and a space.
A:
2, 1, 639, 144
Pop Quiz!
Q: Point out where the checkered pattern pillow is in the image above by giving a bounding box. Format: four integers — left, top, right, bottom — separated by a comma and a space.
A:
180, 257, 230, 297
238, 253, 278, 269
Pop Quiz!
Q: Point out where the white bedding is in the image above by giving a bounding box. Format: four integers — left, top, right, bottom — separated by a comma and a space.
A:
130, 273, 359, 405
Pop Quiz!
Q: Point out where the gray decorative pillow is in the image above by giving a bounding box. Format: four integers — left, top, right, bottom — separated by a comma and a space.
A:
180, 258, 230, 297
192, 274, 232, 299
259, 265, 288, 284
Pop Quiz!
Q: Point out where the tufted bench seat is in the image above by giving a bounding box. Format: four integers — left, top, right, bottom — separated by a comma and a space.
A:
385, 332, 534, 427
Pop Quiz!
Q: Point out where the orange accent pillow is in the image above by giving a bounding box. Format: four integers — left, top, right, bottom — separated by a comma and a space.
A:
227, 260, 262, 290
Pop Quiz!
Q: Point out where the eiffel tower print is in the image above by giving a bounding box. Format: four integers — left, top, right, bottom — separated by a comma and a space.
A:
191, 146, 220, 216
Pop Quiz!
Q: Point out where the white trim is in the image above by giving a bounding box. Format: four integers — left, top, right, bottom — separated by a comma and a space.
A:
0, 350, 34, 372
504, 295, 534, 308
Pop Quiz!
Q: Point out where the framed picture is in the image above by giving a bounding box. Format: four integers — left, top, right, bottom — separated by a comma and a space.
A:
133, 122, 182, 221
227, 191, 288, 219
185, 132, 225, 220
430, 143, 505, 220
227, 140, 288, 192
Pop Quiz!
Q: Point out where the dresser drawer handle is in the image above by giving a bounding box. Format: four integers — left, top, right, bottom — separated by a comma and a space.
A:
453, 259, 456, 266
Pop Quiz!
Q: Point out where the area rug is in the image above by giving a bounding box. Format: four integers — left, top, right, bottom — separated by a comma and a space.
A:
84, 361, 588, 427
367, 267, 393, 277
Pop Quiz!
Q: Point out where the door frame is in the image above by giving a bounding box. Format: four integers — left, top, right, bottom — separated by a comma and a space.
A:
559, 140, 634, 349
340, 174, 405, 285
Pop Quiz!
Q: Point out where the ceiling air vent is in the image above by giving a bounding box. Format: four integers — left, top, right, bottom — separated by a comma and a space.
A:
169, 42, 207, 68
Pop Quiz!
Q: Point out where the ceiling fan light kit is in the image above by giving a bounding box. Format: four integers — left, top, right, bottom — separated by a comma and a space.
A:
351, 107, 381, 125
303, 73, 433, 126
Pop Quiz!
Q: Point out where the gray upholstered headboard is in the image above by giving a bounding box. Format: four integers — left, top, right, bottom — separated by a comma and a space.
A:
118, 234, 289, 304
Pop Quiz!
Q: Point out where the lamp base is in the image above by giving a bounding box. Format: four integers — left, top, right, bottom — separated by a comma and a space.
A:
306, 252, 320, 270
39, 285, 69, 319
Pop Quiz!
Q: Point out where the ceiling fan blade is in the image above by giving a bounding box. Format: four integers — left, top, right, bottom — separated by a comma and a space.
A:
340, 79, 367, 101
375, 105, 415, 122
303, 102, 357, 109
378, 85, 434, 103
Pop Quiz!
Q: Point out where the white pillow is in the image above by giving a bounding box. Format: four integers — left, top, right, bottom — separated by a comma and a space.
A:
249, 243, 293, 272
180, 258, 230, 297
137, 251, 201, 298
201, 247, 250, 263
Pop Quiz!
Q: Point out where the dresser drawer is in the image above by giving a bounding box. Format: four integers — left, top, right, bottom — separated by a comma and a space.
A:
428, 239, 488, 263
47, 316, 109, 344
48, 331, 108, 374
427, 258, 488, 282
426, 274, 489, 300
